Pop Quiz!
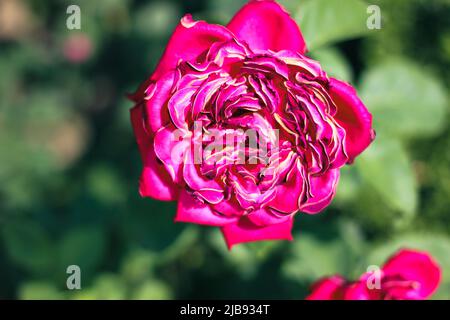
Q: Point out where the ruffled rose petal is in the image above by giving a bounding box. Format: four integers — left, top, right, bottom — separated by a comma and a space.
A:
227, 0, 307, 53
131, 105, 179, 201
306, 276, 346, 300
212, 198, 243, 217
300, 169, 339, 214
329, 78, 374, 163
221, 216, 294, 249
382, 249, 442, 299
247, 208, 291, 226
145, 72, 176, 133
154, 125, 190, 183
175, 189, 238, 226
155, 14, 234, 77
132, 15, 234, 101
268, 163, 305, 214
182, 151, 225, 204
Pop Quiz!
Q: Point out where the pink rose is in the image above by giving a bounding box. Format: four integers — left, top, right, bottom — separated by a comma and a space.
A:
307, 249, 442, 300
130, 0, 374, 248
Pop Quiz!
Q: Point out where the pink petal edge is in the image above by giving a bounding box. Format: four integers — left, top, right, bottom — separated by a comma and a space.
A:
131, 15, 234, 101
306, 275, 346, 300
227, 0, 307, 54
221, 216, 294, 250
329, 78, 374, 163
131, 105, 179, 201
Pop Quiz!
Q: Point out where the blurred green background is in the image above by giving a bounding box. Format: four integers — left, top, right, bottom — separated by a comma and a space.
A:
0, 0, 449, 299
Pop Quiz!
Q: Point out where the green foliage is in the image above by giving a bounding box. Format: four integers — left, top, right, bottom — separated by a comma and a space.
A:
0, 0, 449, 300
360, 59, 448, 139
309, 47, 353, 82
356, 137, 418, 222
58, 227, 106, 278
283, 220, 367, 283
19, 282, 65, 300
2, 222, 55, 276
294, 0, 371, 50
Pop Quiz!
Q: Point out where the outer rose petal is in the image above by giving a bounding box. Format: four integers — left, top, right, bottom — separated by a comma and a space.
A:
130, 104, 151, 163
132, 15, 234, 101
227, 0, 307, 53
382, 249, 442, 299
306, 276, 346, 300
329, 78, 374, 162
175, 190, 239, 226
221, 216, 293, 249
139, 151, 179, 201
145, 72, 176, 133
343, 281, 372, 300
130, 105, 178, 201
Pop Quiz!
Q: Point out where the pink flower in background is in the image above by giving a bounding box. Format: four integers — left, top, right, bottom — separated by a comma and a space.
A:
130, 0, 374, 248
63, 33, 93, 64
307, 249, 442, 300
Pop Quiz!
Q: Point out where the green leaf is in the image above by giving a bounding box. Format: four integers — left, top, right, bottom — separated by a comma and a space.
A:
19, 282, 64, 300
86, 165, 126, 206
277, 0, 307, 13
158, 226, 200, 264
310, 47, 353, 82
72, 274, 126, 300
295, 0, 371, 50
209, 229, 268, 279
2, 222, 54, 275
346, 181, 400, 233
338, 219, 366, 257
282, 234, 348, 282
121, 250, 156, 283
360, 59, 448, 139
123, 200, 185, 252
58, 226, 106, 278
356, 136, 418, 220
333, 166, 360, 206
207, 0, 248, 18
283, 222, 368, 283
131, 279, 172, 300
134, 2, 180, 37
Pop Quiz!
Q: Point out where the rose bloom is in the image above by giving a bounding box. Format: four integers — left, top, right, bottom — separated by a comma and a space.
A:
307, 249, 442, 300
130, 0, 374, 248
